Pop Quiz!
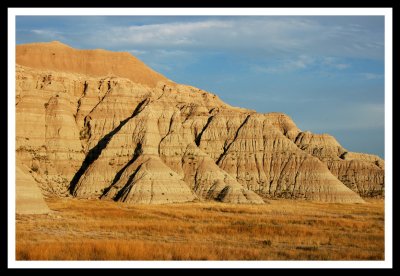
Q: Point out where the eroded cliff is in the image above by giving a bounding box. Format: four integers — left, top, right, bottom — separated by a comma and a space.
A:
16, 42, 384, 208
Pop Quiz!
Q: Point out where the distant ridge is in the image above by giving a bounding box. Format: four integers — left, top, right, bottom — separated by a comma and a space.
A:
16, 41, 169, 87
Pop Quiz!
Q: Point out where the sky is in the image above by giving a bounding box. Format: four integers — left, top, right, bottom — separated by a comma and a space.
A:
16, 16, 385, 158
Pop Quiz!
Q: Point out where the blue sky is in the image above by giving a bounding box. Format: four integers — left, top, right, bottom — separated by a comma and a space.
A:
16, 16, 385, 158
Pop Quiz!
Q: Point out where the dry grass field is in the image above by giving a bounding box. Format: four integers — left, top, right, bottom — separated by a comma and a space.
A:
16, 198, 384, 260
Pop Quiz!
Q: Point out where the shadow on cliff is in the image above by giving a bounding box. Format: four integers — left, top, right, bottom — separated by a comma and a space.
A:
69, 98, 149, 195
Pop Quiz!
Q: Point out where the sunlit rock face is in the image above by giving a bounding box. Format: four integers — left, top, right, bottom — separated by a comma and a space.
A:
16, 42, 384, 206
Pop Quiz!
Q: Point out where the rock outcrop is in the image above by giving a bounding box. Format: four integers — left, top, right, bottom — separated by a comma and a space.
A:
16, 41, 168, 87
292, 132, 384, 197
15, 41, 384, 206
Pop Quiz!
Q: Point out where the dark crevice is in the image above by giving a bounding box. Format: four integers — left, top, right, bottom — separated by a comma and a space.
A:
114, 163, 145, 201
156, 84, 167, 100
216, 186, 230, 201
206, 182, 218, 199
193, 170, 199, 192
75, 99, 82, 118
83, 81, 88, 95
86, 84, 112, 118
75, 81, 89, 123
339, 152, 348, 160
158, 114, 174, 155
195, 116, 214, 146
216, 114, 251, 165
69, 98, 149, 195
293, 132, 303, 144
100, 142, 143, 198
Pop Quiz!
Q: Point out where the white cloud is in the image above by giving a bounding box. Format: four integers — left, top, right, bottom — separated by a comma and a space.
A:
31, 29, 47, 35
360, 73, 384, 80
322, 57, 350, 70
104, 20, 232, 48
252, 55, 351, 74
82, 17, 383, 61
152, 49, 190, 58
31, 29, 63, 36
127, 49, 147, 56
30, 29, 66, 41
253, 55, 315, 73
335, 63, 350, 69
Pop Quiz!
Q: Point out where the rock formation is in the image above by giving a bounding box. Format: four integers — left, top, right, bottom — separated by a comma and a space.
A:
15, 41, 384, 208
293, 132, 384, 197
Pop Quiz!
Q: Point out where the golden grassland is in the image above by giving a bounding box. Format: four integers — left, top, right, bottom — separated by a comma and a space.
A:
16, 198, 384, 260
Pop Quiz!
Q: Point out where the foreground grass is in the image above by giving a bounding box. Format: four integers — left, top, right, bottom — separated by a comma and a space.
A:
16, 198, 384, 260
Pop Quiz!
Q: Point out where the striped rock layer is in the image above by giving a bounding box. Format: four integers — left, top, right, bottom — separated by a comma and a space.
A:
16, 42, 384, 207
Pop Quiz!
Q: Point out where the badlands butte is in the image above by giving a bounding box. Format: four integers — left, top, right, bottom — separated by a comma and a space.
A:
16, 41, 384, 213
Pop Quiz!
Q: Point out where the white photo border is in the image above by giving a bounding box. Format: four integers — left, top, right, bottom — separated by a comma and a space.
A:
8, 7, 393, 269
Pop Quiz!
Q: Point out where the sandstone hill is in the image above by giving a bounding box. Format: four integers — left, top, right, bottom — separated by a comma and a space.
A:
15, 41, 384, 210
